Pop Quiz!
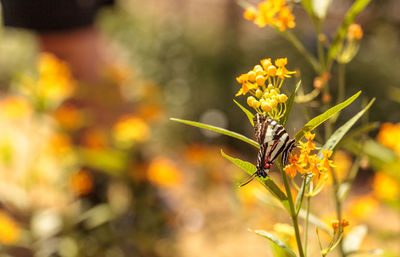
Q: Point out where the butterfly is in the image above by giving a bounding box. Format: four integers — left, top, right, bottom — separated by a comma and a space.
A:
240, 113, 296, 187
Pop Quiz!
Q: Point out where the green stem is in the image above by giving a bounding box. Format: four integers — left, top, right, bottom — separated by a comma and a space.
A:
330, 169, 346, 257
280, 30, 321, 74
316, 21, 326, 70
280, 166, 305, 257
304, 196, 311, 257
337, 63, 346, 105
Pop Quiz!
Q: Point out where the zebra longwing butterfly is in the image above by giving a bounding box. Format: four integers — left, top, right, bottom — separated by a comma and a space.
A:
240, 113, 296, 187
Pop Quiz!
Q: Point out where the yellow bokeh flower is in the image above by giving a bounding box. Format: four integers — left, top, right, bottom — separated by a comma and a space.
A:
377, 122, 400, 156
244, 0, 295, 31
147, 157, 182, 188
373, 172, 399, 200
349, 194, 378, 219
0, 211, 21, 245
0, 96, 32, 120
112, 115, 150, 144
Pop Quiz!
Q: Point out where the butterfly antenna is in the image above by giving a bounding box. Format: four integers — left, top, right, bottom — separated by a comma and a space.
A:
239, 172, 258, 187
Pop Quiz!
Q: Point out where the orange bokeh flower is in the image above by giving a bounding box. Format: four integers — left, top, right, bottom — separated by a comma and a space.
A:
373, 172, 399, 200
69, 169, 93, 196
147, 157, 182, 188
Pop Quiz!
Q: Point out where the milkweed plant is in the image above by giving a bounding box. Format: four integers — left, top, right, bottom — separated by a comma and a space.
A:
171, 0, 383, 257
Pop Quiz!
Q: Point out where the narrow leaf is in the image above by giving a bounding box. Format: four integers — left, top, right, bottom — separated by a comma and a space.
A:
295, 176, 311, 216
295, 91, 361, 141
338, 121, 380, 148
318, 98, 375, 157
221, 150, 290, 211
250, 229, 298, 257
281, 80, 301, 126
171, 118, 259, 148
234, 99, 254, 126
301, 0, 314, 18
327, 0, 372, 65
298, 209, 332, 235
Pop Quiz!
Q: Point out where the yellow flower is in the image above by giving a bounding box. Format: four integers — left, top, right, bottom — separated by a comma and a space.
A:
349, 195, 378, 219
147, 157, 182, 188
245, 0, 295, 31
243, 7, 258, 20
347, 24, 363, 40
112, 115, 150, 144
36, 52, 75, 101
373, 172, 399, 200
377, 122, 400, 156
0, 211, 21, 244
235, 58, 294, 119
0, 96, 32, 120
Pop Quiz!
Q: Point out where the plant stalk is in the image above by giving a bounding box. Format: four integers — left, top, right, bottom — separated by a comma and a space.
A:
280, 166, 305, 257
304, 196, 311, 257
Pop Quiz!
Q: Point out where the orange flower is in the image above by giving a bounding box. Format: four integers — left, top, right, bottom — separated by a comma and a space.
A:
373, 172, 399, 200
347, 24, 363, 40
70, 169, 93, 196
243, 7, 258, 20
349, 195, 378, 219
377, 122, 400, 156
331, 219, 349, 230
147, 157, 182, 188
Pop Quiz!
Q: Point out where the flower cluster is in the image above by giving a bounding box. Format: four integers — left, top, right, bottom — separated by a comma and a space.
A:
236, 58, 295, 119
284, 132, 335, 193
243, 0, 295, 31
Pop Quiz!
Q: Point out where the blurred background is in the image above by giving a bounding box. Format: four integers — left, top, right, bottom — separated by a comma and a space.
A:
0, 0, 399, 256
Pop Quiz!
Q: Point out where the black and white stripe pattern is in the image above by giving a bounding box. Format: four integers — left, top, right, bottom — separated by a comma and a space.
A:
253, 114, 296, 178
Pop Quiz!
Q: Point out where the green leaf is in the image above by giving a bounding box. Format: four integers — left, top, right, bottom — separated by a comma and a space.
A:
295, 176, 311, 216
233, 99, 254, 126
338, 122, 380, 148
170, 118, 259, 148
221, 150, 290, 211
327, 0, 372, 65
281, 80, 301, 126
78, 148, 127, 176
250, 229, 298, 257
312, 0, 332, 19
318, 98, 375, 157
295, 91, 361, 141
301, 0, 315, 19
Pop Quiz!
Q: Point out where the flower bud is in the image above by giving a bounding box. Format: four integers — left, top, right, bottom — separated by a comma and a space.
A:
261, 59, 271, 69
269, 89, 277, 96
278, 94, 288, 102
247, 96, 256, 107
270, 99, 278, 108
247, 71, 256, 82
267, 65, 277, 76
267, 84, 274, 90
253, 100, 261, 109
261, 101, 272, 112
256, 75, 265, 86
255, 89, 263, 98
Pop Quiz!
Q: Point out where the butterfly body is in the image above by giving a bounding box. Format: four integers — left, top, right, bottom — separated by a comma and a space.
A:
239, 114, 295, 186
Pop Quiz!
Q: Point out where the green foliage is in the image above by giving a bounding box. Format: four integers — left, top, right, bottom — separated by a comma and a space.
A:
327, 0, 372, 66
281, 80, 301, 127
234, 99, 255, 126
318, 98, 375, 157
170, 118, 259, 148
294, 91, 361, 141
220, 150, 290, 211
250, 229, 298, 257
